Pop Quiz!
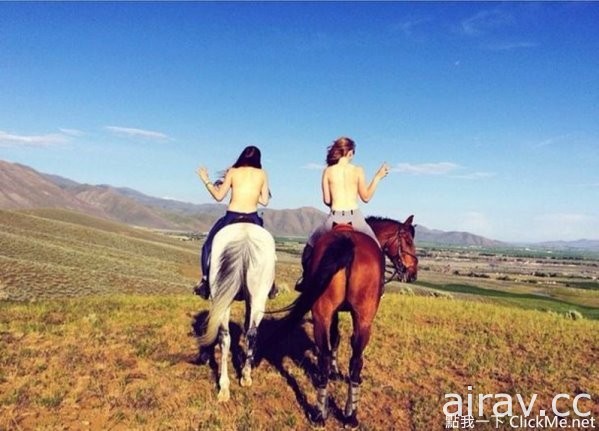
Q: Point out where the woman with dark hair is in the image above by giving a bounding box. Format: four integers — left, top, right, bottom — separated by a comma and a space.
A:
296, 136, 389, 291
194, 145, 270, 299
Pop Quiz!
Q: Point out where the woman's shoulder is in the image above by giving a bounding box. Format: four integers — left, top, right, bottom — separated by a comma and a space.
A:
231, 166, 266, 175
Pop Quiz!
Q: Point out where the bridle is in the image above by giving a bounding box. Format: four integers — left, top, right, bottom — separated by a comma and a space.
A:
382, 228, 418, 284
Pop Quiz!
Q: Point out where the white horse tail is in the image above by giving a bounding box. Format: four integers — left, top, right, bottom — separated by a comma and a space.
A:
197, 223, 275, 346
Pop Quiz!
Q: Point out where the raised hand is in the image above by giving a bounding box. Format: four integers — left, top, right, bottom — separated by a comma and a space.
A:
197, 166, 210, 184
375, 162, 390, 180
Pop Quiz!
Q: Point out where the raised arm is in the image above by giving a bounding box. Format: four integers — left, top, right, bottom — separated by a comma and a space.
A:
258, 171, 270, 206
197, 166, 232, 202
357, 163, 389, 203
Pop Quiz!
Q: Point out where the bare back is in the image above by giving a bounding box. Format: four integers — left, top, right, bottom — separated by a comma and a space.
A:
323, 162, 362, 211
227, 167, 268, 213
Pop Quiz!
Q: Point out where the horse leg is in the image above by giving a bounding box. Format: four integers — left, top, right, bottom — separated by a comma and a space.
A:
217, 309, 231, 402
240, 321, 259, 387
241, 291, 267, 387
330, 311, 343, 381
311, 315, 332, 427
344, 322, 372, 429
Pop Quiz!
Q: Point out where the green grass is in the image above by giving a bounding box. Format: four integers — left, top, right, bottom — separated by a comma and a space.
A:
564, 280, 599, 291
415, 280, 599, 319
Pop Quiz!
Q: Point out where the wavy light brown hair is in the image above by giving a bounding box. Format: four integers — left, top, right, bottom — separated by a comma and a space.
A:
326, 137, 355, 166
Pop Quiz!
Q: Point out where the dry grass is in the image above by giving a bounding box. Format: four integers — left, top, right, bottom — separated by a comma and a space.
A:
1, 208, 598, 430
0, 209, 201, 301
1, 294, 598, 430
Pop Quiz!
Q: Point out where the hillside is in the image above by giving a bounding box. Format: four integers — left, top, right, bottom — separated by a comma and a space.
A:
0, 205, 598, 429
415, 225, 505, 247
0, 161, 105, 217
1, 294, 597, 430
262, 206, 326, 237
3, 159, 596, 248
1, 160, 324, 236
0, 208, 199, 301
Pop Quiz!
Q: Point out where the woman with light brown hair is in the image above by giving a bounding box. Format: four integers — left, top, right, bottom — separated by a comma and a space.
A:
296, 136, 389, 290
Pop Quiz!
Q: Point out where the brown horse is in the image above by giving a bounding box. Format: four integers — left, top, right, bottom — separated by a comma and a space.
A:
276, 224, 384, 428
367, 215, 418, 283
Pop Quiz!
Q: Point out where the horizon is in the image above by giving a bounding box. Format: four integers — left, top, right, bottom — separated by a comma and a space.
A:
1, 2, 598, 242
2, 157, 598, 246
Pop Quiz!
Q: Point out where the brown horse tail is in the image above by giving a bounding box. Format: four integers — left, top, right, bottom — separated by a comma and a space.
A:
269, 235, 355, 341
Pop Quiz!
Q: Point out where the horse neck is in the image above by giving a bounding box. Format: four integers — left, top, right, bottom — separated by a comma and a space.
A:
369, 219, 399, 248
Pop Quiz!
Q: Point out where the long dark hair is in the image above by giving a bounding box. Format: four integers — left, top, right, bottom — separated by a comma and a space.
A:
233, 146, 262, 169
214, 146, 263, 186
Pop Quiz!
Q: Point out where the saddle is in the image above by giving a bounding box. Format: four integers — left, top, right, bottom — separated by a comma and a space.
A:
230, 214, 259, 225
332, 222, 353, 233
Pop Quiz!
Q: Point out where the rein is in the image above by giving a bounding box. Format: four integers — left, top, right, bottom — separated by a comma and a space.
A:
381, 228, 417, 284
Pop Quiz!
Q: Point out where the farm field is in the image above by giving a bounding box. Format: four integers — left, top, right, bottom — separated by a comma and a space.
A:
1, 208, 598, 430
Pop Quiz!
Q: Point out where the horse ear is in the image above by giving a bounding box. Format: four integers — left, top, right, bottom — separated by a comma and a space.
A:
404, 215, 414, 225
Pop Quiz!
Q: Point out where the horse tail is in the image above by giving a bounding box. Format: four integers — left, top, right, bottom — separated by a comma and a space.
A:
197, 238, 249, 346
275, 235, 355, 335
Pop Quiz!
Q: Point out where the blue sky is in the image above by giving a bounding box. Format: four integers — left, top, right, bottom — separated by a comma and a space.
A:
1, 2, 598, 242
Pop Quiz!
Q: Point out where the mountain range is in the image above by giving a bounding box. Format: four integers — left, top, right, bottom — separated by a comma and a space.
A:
1, 159, 595, 249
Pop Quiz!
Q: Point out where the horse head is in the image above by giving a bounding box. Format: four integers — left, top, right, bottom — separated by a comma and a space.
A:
367, 215, 418, 283
395, 215, 418, 282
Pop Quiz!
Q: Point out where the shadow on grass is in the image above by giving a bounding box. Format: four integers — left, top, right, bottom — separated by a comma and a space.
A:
189, 310, 244, 381
415, 281, 599, 319
188, 309, 355, 426
257, 316, 352, 425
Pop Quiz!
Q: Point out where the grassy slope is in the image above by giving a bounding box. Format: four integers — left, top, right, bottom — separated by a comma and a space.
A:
1, 294, 598, 430
1, 208, 598, 429
0, 209, 200, 300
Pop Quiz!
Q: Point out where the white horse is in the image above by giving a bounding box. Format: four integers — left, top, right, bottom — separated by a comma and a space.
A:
197, 222, 276, 402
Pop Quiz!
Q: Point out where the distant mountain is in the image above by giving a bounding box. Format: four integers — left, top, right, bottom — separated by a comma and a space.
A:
0, 160, 324, 236
414, 225, 506, 247
3, 159, 595, 249
262, 207, 326, 237
0, 160, 108, 218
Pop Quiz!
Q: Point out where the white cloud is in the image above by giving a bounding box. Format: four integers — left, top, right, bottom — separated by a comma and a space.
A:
394, 17, 432, 37
459, 9, 513, 36
105, 126, 170, 141
59, 128, 85, 137
452, 171, 496, 180
302, 162, 325, 170
533, 134, 573, 149
485, 41, 538, 51
393, 162, 459, 175
0, 130, 70, 147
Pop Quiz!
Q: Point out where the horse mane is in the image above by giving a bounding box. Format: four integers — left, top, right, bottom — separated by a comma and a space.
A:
365, 215, 396, 224
366, 215, 415, 238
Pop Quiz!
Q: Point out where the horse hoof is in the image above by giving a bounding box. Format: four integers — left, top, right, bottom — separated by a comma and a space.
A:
309, 411, 326, 429
344, 414, 359, 429
240, 375, 252, 387
196, 350, 211, 365
217, 389, 230, 402
330, 370, 343, 381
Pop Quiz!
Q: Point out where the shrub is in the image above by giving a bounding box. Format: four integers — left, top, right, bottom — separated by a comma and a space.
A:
565, 310, 584, 321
